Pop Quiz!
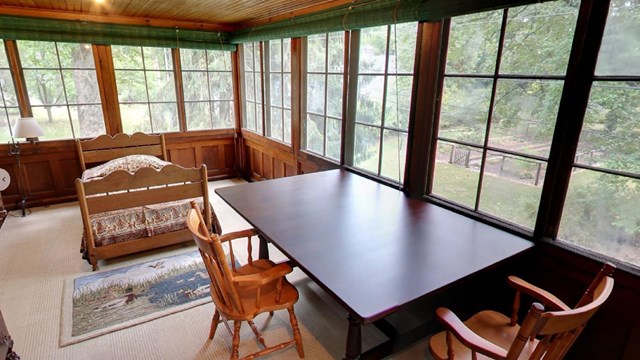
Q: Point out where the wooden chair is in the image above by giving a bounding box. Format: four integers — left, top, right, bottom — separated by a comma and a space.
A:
428, 262, 615, 360
186, 201, 304, 360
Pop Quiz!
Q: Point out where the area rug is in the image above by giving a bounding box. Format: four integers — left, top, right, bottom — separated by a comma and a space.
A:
60, 250, 212, 346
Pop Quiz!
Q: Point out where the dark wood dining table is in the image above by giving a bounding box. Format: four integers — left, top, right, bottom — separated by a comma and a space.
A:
215, 169, 534, 359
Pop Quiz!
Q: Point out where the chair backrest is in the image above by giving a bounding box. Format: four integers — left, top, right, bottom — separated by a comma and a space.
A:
187, 202, 243, 316
508, 263, 615, 360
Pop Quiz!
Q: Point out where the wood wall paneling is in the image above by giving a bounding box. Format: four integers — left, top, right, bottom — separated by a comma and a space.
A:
262, 153, 273, 179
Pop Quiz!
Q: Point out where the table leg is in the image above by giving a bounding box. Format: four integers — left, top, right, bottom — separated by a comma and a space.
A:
344, 313, 362, 360
258, 234, 270, 259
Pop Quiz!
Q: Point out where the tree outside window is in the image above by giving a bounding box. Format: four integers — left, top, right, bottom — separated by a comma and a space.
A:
303, 32, 345, 161
431, 2, 579, 230
18, 41, 105, 139
0, 42, 20, 142
180, 49, 235, 130
113, 46, 178, 133
558, 0, 640, 268
350, 23, 417, 183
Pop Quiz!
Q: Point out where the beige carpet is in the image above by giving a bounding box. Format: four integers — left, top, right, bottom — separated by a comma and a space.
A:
0, 178, 430, 359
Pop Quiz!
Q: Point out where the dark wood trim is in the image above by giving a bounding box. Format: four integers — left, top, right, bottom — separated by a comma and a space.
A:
92, 44, 122, 135
172, 48, 187, 132
405, 21, 444, 198
344, 29, 360, 166
535, 0, 612, 239
4, 40, 31, 118
290, 37, 302, 168
340, 30, 350, 166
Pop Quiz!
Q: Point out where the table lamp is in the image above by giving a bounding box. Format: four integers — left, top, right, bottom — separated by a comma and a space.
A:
8, 117, 44, 217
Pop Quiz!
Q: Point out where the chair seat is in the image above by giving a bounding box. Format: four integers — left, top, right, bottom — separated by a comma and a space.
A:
223, 259, 300, 320
429, 310, 539, 360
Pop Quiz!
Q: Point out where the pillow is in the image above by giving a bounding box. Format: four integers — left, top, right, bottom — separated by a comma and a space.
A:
82, 155, 171, 182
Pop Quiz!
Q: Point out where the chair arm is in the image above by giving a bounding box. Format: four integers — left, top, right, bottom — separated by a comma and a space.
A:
218, 229, 260, 243
233, 262, 293, 286
507, 276, 570, 311
435, 307, 508, 359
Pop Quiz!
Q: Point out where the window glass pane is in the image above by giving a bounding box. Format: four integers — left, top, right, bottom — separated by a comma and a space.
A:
180, 48, 206, 70
490, 79, 563, 158
112, 46, 143, 68
115, 70, 148, 102
327, 74, 343, 119
307, 34, 326, 72
0, 62, 19, 142
478, 152, 544, 229
354, 123, 380, 173
270, 107, 283, 141
305, 114, 325, 154
326, 118, 341, 161
439, 77, 491, 145
182, 71, 208, 101
150, 102, 178, 132
185, 101, 211, 130
245, 74, 255, 102
595, 0, 640, 76
146, 71, 176, 102
245, 101, 256, 131
270, 40, 282, 72
307, 74, 325, 114
284, 109, 291, 145
380, 130, 407, 182
121, 104, 151, 133
500, 1, 578, 75
356, 75, 383, 125
270, 73, 282, 107
114, 45, 178, 133
56, 43, 92, 68
31, 105, 73, 139
213, 101, 235, 128
579, 81, 640, 173
19, 41, 104, 139
244, 43, 255, 71
142, 47, 173, 71
209, 71, 233, 100
283, 39, 291, 72
559, 171, 640, 267
384, 75, 412, 131
446, 11, 502, 74
256, 104, 263, 133
70, 104, 105, 138
359, 26, 387, 74
328, 32, 345, 72
283, 73, 291, 109
432, 141, 481, 208
388, 22, 417, 74
208, 50, 231, 71
254, 73, 263, 103
18, 41, 59, 67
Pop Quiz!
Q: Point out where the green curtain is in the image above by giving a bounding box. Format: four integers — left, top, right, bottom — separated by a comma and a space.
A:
230, 0, 553, 43
0, 15, 236, 51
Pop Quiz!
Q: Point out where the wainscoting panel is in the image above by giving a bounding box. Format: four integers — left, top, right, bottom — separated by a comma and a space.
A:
0, 134, 237, 211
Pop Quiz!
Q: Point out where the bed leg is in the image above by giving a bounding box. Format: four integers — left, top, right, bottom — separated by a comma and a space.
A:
90, 258, 98, 271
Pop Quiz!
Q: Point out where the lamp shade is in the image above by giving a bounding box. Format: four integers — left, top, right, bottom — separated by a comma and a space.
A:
13, 117, 44, 139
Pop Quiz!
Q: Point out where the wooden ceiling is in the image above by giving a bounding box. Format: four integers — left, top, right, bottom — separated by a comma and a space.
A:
0, 0, 354, 31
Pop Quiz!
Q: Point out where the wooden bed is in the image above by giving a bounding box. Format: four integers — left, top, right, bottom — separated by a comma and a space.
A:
75, 133, 212, 270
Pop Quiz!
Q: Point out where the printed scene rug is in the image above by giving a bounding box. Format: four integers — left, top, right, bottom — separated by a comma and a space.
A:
60, 250, 211, 346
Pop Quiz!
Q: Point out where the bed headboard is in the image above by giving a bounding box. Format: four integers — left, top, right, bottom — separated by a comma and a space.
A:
76, 132, 168, 171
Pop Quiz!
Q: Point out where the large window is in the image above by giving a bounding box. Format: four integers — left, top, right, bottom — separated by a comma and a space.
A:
558, 0, 640, 267
18, 41, 105, 139
242, 42, 264, 134
303, 32, 345, 161
241, 39, 292, 145
180, 49, 235, 130
431, 2, 578, 230
0, 42, 19, 142
266, 39, 292, 144
350, 23, 417, 183
113, 46, 178, 133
